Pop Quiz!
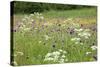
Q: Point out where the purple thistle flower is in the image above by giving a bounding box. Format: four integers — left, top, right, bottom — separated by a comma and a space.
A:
69, 29, 74, 35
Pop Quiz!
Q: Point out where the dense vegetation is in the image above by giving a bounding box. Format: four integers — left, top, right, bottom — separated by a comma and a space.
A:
11, 1, 95, 14
11, 1, 97, 66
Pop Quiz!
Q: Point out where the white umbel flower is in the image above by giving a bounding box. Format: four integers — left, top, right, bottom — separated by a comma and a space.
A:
71, 37, 80, 41
44, 35, 51, 40
86, 52, 91, 55
61, 55, 66, 58
39, 41, 42, 43
75, 28, 83, 32
17, 52, 24, 56
13, 61, 18, 66
59, 59, 64, 63
91, 46, 97, 50
52, 51, 60, 56
59, 49, 63, 52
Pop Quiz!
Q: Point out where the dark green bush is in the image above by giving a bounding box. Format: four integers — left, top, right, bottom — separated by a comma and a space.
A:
11, 1, 95, 14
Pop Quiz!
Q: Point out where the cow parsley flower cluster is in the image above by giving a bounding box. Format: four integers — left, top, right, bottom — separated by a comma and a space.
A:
71, 23, 91, 45
34, 12, 44, 20
44, 49, 68, 63
71, 37, 81, 44
44, 35, 51, 40
91, 45, 97, 50
18, 12, 44, 34
78, 30, 91, 39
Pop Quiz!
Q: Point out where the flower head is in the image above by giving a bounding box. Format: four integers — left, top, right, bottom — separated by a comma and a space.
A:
91, 45, 97, 50
86, 52, 91, 55
44, 35, 51, 40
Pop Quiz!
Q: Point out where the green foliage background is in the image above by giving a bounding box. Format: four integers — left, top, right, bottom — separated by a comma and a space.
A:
12, 1, 95, 14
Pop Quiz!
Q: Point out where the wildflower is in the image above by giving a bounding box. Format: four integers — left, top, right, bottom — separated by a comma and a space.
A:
83, 32, 91, 36
53, 55, 59, 62
67, 18, 73, 21
36, 12, 40, 16
44, 52, 59, 62
14, 54, 17, 57
59, 49, 63, 52
63, 51, 67, 54
34, 27, 38, 30
12, 61, 18, 66
45, 53, 52, 58
44, 57, 54, 61
86, 52, 91, 55
61, 55, 66, 58
22, 18, 26, 21
44, 35, 51, 40
17, 52, 24, 56
40, 16, 44, 20
84, 36, 89, 39
78, 31, 91, 39
36, 16, 40, 19
58, 24, 61, 26
78, 32, 87, 36
39, 41, 42, 43
39, 13, 42, 16
71, 37, 80, 41
69, 29, 74, 34
59, 59, 64, 63
44, 49, 68, 63
30, 14, 34, 16
75, 42, 79, 44
80, 43, 83, 45
75, 28, 83, 32
24, 15, 29, 19
31, 19, 34, 22
23, 28, 30, 31
65, 58, 68, 62
91, 45, 97, 50
52, 51, 60, 56
80, 24, 83, 27
22, 24, 26, 28
84, 29, 90, 32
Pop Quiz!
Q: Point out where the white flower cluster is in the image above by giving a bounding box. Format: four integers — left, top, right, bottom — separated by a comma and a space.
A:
91, 45, 97, 50
78, 30, 91, 39
14, 51, 24, 57
75, 28, 91, 39
44, 35, 51, 40
71, 37, 80, 41
86, 51, 91, 55
44, 49, 68, 63
19, 12, 44, 33
34, 12, 44, 20
13, 51, 24, 66
12, 61, 18, 66
71, 26, 91, 45
19, 14, 34, 32
71, 37, 82, 44
75, 28, 83, 32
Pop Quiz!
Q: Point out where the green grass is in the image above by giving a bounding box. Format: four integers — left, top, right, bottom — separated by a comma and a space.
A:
43, 8, 97, 18
12, 8, 97, 66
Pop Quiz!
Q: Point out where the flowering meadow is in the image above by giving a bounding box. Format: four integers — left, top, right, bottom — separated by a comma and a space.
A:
11, 8, 97, 66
